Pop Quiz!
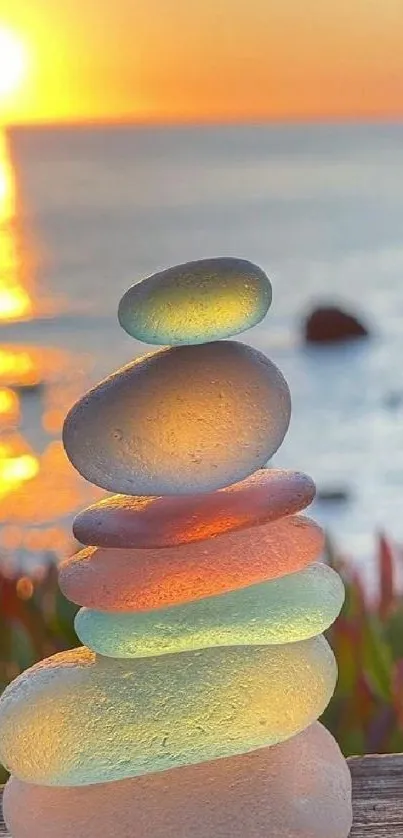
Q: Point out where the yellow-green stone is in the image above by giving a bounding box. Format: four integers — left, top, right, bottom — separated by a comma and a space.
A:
118, 258, 272, 345
0, 639, 336, 786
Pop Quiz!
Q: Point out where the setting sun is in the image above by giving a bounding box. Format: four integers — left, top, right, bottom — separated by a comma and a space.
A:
0, 27, 27, 100
2, 0, 403, 123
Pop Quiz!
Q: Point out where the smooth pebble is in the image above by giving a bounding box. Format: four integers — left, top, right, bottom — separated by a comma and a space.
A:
3, 723, 352, 838
63, 341, 291, 496
75, 563, 344, 658
60, 514, 324, 611
118, 257, 272, 345
73, 468, 315, 549
0, 639, 336, 786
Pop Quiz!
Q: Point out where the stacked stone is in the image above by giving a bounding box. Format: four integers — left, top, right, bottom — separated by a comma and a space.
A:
0, 257, 353, 838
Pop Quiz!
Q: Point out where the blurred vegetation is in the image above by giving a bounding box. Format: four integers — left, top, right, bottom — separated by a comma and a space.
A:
1, 533, 403, 782
0, 558, 79, 782
323, 532, 403, 756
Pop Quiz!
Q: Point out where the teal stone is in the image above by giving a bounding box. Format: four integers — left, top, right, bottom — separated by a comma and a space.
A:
118, 258, 272, 345
74, 563, 344, 658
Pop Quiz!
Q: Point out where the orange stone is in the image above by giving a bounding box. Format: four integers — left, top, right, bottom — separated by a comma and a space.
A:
59, 515, 324, 611
72, 469, 316, 550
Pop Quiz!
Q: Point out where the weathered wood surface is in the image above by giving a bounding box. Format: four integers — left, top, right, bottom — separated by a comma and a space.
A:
0, 754, 402, 835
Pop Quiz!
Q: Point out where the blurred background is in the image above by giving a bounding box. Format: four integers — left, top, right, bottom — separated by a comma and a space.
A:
1, 0, 403, 765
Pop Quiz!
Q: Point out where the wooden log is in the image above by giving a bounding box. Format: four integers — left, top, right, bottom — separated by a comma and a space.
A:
1, 754, 403, 835
348, 754, 403, 835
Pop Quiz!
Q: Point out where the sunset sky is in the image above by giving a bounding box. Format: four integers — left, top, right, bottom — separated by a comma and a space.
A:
1, 0, 403, 124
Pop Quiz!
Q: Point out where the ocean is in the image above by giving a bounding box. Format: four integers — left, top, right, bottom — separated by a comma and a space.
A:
2, 121, 403, 586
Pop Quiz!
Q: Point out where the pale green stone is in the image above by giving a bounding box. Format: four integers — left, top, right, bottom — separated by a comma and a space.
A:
74, 563, 344, 658
118, 258, 272, 346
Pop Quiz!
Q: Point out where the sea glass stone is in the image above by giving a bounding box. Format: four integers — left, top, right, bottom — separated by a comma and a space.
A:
60, 514, 324, 611
117, 257, 272, 345
73, 468, 316, 549
75, 563, 344, 658
0, 639, 336, 786
3, 723, 353, 838
62, 341, 291, 496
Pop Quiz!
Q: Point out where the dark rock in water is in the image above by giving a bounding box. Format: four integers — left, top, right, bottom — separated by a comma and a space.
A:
383, 391, 403, 410
303, 306, 369, 344
316, 487, 351, 504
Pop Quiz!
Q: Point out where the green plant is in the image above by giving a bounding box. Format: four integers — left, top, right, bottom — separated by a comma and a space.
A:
323, 532, 403, 755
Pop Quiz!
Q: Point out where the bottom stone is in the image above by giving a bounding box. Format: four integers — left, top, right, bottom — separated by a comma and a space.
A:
3, 723, 352, 838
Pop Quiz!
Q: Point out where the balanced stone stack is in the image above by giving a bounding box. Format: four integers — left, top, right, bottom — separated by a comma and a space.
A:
0, 258, 353, 838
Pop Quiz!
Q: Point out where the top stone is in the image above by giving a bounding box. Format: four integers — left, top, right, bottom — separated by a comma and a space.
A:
118, 258, 272, 345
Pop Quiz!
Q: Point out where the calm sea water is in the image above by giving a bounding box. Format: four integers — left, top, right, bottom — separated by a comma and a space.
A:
3, 122, 403, 584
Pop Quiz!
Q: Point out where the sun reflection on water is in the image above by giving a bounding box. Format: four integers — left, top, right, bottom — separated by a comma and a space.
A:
0, 131, 98, 569
0, 131, 35, 322
0, 345, 42, 388
0, 431, 39, 497
0, 387, 20, 426
0, 135, 14, 223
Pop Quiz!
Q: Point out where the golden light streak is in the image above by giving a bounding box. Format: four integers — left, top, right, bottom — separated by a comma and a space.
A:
0, 387, 20, 427
0, 431, 39, 499
0, 132, 14, 222
0, 131, 35, 321
0, 347, 41, 389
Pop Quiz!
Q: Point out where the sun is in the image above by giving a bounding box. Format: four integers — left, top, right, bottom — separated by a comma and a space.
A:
0, 27, 27, 100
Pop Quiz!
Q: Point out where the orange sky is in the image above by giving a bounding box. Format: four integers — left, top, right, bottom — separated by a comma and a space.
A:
1, 0, 403, 124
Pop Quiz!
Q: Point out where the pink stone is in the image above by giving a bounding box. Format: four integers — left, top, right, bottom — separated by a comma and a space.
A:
73, 468, 316, 549
3, 723, 352, 838
59, 514, 324, 611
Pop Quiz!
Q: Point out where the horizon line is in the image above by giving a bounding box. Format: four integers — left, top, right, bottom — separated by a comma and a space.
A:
3, 112, 403, 131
